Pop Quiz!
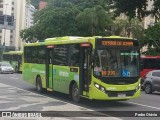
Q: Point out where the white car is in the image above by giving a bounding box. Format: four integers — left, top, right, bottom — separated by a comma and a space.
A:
0, 62, 14, 74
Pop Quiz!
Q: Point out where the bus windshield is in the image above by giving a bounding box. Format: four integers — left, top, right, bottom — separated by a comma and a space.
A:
94, 49, 139, 77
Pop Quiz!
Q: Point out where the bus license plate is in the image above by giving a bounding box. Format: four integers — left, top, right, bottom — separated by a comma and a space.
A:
118, 93, 126, 97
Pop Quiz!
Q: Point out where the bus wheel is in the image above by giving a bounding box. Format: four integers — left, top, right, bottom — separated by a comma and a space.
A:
144, 83, 152, 94
36, 77, 43, 93
71, 83, 80, 102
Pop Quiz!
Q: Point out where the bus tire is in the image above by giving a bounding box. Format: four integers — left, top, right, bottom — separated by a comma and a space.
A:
144, 83, 152, 94
36, 77, 43, 93
71, 83, 80, 103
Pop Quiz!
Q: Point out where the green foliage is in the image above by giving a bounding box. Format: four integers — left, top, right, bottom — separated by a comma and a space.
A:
112, 0, 149, 21
21, 1, 80, 41
142, 22, 160, 55
20, 0, 145, 42
76, 5, 112, 36
152, 0, 160, 22
142, 48, 160, 56
111, 17, 144, 41
21, 0, 113, 42
20, 25, 39, 43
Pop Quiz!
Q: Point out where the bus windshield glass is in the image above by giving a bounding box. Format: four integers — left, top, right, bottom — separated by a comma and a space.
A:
94, 49, 139, 77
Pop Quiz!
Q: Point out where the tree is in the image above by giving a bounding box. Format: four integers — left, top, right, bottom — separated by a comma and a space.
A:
111, 16, 144, 40
152, 0, 160, 22
76, 5, 112, 36
21, 0, 113, 42
142, 22, 160, 55
20, 25, 39, 43
112, 0, 149, 21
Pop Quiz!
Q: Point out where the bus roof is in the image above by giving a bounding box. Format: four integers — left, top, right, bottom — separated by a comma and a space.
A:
3, 51, 23, 55
141, 55, 160, 59
45, 36, 89, 45
24, 42, 45, 46
104, 36, 133, 39
24, 36, 135, 47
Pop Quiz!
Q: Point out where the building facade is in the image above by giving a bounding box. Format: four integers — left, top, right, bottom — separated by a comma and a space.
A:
39, 1, 47, 10
0, 0, 13, 47
25, 3, 36, 29
0, 0, 36, 51
0, 0, 26, 50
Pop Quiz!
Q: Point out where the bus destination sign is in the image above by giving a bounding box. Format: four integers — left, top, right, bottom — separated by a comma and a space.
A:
96, 38, 139, 49
102, 41, 133, 46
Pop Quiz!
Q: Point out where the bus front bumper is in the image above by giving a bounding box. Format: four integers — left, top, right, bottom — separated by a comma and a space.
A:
89, 83, 141, 100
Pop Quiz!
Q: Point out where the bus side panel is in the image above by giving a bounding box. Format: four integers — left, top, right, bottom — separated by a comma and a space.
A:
23, 63, 46, 88
52, 65, 79, 94
48, 64, 53, 89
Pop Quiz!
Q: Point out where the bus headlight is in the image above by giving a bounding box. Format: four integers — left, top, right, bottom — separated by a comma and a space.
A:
94, 83, 100, 89
136, 83, 141, 92
100, 87, 105, 93
94, 83, 106, 93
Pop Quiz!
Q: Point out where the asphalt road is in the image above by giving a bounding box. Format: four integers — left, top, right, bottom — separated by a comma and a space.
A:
0, 73, 160, 120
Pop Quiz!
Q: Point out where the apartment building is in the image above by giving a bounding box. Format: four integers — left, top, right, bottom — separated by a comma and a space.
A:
0, 0, 26, 50
25, 3, 36, 29
0, 0, 13, 47
0, 0, 36, 51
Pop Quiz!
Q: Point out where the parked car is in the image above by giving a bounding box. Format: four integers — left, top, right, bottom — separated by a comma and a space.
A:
143, 70, 160, 94
0, 62, 14, 74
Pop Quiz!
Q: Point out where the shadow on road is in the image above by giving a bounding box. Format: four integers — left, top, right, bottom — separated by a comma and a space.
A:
25, 87, 135, 111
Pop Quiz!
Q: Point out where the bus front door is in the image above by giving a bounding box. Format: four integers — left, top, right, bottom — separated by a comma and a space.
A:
80, 45, 92, 97
46, 48, 54, 90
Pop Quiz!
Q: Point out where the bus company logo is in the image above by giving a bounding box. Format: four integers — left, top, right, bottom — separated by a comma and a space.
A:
59, 70, 69, 77
2, 112, 11, 117
1, 112, 42, 118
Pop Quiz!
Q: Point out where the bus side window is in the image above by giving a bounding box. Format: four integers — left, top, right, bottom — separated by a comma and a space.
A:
69, 44, 80, 67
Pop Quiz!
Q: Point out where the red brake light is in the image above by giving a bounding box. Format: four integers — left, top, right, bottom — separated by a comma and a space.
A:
80, 43, 91, 47
47, 45, 55, 48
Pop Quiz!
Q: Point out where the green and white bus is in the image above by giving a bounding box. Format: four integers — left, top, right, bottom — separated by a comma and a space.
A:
23, 36, 141, 102
3, 51, 23, 73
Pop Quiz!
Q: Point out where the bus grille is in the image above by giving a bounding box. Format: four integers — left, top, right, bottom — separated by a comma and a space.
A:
107, 90, 135, 97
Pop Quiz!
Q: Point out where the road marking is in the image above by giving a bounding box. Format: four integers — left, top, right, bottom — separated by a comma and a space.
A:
10, 77, 19, 80
128, 101, 160, 110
